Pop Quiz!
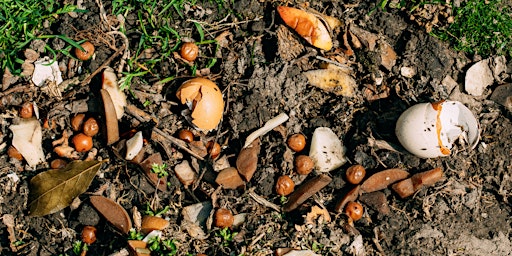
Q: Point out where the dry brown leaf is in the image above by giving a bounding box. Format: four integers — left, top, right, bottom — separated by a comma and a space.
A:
379, 40, 397, 71
139, 153, 168, 191
360, 168, 409, 193
90, 195, 132, 234
236, 138, 260, 182
28, 160, 106, 217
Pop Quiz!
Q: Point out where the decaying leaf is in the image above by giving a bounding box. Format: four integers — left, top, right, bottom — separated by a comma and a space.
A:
215, 167, 245, 189
303, 68, 357, 97
102, 67, 126, 119
28, 160, 106, 217
10, 118, 45, 167
277, 6, 332, 51
90, 195, 132, 234
236, 138, 261, 182
349, 24, 378, 51
379, 40, 397, 71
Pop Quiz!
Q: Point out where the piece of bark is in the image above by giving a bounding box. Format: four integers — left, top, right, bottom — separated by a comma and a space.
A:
215, 167, 245, 189
90, 196, 132, 234
359, 191, 390, 215
139, 153, 168, 191
334, 185, 360, 213
141, 215, 170, 234
411, 167, 443, 191
236, 138, 260, 182
100, 89, 119, 145
391, 178, 415, 198
360, 168, 409, 193
283, 174, 332, 212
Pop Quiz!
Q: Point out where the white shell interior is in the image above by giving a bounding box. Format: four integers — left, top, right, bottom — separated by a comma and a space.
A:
395, 101, 480, 158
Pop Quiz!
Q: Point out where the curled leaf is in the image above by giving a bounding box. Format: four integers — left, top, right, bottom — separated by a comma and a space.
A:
28, 160, 106, 217
90, 195, 132, 234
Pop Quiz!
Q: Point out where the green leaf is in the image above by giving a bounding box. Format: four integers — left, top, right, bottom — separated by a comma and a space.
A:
28, 160, 106, 217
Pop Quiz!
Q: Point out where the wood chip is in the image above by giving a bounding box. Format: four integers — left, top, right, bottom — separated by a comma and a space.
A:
360, 168, 409, 193
359, 191, 390, 215
139, 153, 168, 191
283, 174, 332, 212
90, 195, 132, 234
236, 138, 260, 182
174, 160, 197, 186
141, 215, 170, 234
215, 167, 245, 189
100, 89, 119, 145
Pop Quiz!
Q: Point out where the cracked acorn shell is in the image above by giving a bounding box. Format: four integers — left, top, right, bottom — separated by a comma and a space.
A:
395, 100, 480, 158
176, 78, 224, 131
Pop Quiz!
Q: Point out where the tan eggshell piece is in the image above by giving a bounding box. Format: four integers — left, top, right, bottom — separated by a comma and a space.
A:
277, 6, 332, 51
176, 78, 224, 131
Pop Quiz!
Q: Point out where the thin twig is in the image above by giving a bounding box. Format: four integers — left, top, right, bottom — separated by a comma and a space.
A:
248, 189, 281, 212
80, 44, 126, 87
124, 105, 205, 161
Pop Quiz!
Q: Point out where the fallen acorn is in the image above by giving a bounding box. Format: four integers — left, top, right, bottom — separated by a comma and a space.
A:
75, 41, 95, 61
81, 225, 97, 245
287, 133, 306, 152
180, 42, 199, 62
344, 201, 363, 221
346, 165, 366, 185
294, 155, 314, 175
275, 175, 295, 196
141, 215, 170, 234
236, 138, 260, 182
214, 208, 234, 229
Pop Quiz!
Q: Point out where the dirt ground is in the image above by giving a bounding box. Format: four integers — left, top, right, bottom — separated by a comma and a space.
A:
1, 0, 512, 255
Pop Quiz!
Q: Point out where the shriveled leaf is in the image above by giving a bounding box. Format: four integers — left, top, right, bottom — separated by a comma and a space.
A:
28, 160, 106, 217
304, 68, 357, 97
90, 195, 132, 234
236, 138, 260, 182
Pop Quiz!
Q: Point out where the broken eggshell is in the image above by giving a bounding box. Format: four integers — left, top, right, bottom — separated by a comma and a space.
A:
176, 78, 224, 131
309, 127, 347, 172
395, 100, 480, 158
277, 6, 332, 51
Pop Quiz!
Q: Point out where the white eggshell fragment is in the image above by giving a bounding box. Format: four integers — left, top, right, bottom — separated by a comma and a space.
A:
125, 131, 143, 161
32, 58, 63, 86
309, 127, 347, 172
9, 118, 45, 167
395, 101, 480, 158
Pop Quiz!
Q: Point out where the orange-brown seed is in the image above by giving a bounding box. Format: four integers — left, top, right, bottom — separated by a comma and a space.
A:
50, 159, 68, 169
83, 117, 99, 137
275, 175, 295, 196
207, 141, 221, 159
71, 114, 86, 132
75, 41, 95, 61
287, 134, 306, 152
7, 145, 23, 161
178, 129, 194, 143
214, 208, 234, 229
180, 42, 199, 62
72, 133, 93, 152
81, 225, 97, 245
344, 201, 363, 221
294, 155, 314, 175
20, 102, 33, 119
346, 165, 366, 185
